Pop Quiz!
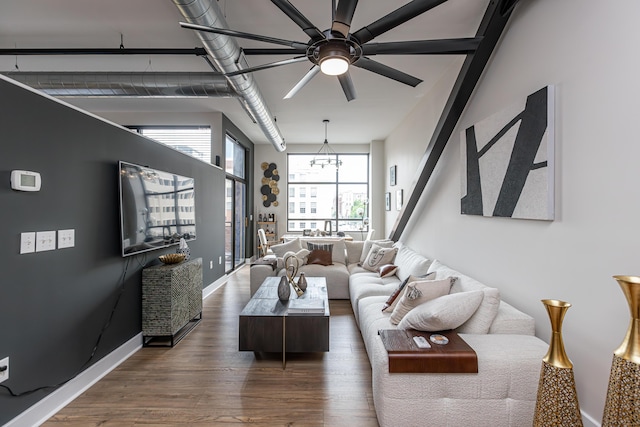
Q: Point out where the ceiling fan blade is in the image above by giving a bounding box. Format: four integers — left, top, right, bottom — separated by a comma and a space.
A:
338, 71, 357, 102
353, 57, 422, 87
362, 37, 482, 55
180, 22, 308, 50
242, 47, 308, 55
332, 0, 359, 37
352, 0, 448, 45
225, 56, 308, 77
271, 0, 325, 40
284, 66, 320, 99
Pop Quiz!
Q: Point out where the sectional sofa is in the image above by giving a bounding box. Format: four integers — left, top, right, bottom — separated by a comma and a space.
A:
250, 238, 549, 426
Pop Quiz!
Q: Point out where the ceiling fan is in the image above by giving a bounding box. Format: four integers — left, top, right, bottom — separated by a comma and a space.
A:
181, 0, 482, 101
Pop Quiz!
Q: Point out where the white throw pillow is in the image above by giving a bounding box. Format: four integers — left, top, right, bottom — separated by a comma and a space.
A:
362, 244, 398, 272
397, 290, 484, 332
360, 239, 394, 263
389, 277, 455, 325
270, 238, 302, 258
382, 272, 437, 313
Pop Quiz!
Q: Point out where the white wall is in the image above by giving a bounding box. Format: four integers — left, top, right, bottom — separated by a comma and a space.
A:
383, 0, 640, 424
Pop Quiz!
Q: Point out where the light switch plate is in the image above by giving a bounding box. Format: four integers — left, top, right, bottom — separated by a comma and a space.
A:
58, 229, 75, 249
20, 232, 36, 254
36, 230, 56, 252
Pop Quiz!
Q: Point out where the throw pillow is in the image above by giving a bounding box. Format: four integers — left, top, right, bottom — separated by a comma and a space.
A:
360, 239, 395, 263
345, 240, 365, 265
382, 272, 436, 313
307, 242, 333, 254
397, 290, 484, 332
306, 249, 333, 266
389, 277, 456, 325
378, 264, 398, 278
270, 238, 302, 258
362, 244, 398, 272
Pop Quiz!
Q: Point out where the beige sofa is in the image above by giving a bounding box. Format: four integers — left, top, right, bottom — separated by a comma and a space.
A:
250, 239, 548, 426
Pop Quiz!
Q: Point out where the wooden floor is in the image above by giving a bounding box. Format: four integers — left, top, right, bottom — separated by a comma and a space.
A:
44, 265, 379, 426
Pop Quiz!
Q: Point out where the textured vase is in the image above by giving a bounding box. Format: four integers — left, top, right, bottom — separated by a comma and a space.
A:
298, 272, 307, 292
602, 275, 640, 426
533, 299, 583, 427
277, 276, 290, 302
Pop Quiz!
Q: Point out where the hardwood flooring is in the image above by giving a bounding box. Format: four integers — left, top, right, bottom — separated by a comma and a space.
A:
44, 266, 379, 426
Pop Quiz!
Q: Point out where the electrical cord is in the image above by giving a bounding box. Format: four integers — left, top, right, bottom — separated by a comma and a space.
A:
0, 257, 132, 397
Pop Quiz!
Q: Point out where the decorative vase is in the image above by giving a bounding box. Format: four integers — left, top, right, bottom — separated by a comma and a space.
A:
176, 238, 191, 261
533, 299, 583, 427
298, 272, 307, 292
602, 275, 640, 426
277, 276, 290, 302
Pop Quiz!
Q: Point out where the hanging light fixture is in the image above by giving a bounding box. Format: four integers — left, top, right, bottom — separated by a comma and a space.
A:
310, 119, 342, 169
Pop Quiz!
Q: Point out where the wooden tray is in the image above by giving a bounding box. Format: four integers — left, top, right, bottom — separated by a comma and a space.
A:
378, 329, 478, 373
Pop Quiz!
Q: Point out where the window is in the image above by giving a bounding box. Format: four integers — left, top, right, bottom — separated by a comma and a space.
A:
289, 202, 295, 214
287, 154, 369, 232
131, 126, 211, 163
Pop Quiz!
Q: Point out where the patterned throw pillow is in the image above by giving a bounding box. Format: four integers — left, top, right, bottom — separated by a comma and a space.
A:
306, 242, 333, 266
389, 277, 457, 325
362, 244, 398, 272
382, 272, 436, 313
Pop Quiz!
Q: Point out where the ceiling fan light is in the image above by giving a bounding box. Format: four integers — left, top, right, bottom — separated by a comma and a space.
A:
320, 56, 349, 76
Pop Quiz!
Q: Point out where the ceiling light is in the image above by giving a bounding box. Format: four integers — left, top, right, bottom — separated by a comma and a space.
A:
318, 43, 350, 76
310, 119, 342, 169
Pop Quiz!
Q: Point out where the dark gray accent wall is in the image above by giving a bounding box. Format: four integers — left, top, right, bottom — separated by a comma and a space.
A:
0, 78, 228, 424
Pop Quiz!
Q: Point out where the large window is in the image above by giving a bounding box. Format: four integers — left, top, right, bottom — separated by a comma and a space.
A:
287, 154, 369, 233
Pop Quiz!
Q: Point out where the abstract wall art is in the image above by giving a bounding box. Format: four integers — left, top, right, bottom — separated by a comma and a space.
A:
460, 86, 554, 220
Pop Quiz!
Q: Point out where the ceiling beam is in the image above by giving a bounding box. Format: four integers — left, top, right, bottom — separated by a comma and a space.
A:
388, 0, 520, 241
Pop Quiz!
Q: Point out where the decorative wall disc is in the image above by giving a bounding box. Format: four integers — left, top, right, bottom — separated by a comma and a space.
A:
261, 162, 269, 170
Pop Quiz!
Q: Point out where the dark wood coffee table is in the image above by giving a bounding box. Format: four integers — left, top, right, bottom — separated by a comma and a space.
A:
239, 276, 330, 368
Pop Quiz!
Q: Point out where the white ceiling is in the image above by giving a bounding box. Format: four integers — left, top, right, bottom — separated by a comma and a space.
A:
0, 0, 489, 146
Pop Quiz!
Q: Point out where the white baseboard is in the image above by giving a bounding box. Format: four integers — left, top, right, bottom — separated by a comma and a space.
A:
202, 267, 243, 300
5, 333, 142, 427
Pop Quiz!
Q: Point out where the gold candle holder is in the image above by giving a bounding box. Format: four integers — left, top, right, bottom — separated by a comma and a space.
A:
602, 275, 640, 426
533, 299, 583, 427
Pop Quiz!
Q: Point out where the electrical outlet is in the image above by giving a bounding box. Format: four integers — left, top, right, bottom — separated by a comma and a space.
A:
36, 230, 56, 252
20, 232, 36, 254
218, 256, 222, 264
209, 260, 213, 269
0, 357, 8, 384
58, 229, 75, 249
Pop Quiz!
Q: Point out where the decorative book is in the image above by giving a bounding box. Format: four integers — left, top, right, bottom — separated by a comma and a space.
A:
287, 298, 325, 315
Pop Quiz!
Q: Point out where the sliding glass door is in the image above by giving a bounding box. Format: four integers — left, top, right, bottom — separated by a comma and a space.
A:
224, 135, 247, 273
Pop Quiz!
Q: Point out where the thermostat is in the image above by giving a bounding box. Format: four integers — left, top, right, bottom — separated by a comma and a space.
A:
11, 170, 41, 192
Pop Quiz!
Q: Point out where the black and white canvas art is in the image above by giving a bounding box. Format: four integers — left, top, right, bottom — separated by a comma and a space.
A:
460, 85, 554, 220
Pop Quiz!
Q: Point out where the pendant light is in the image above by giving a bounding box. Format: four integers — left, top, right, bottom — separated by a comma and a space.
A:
310, 119, 342, 169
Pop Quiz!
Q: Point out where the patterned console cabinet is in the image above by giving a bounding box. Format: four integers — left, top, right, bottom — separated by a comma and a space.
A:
142, 257, 203, 346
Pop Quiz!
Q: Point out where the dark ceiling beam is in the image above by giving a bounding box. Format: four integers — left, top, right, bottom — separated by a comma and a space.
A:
389, 0, 520, 241
0, 48, 208, 56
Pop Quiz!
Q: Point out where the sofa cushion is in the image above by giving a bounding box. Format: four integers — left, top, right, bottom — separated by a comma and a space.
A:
389, 277, 455, 325
270, 238, 302, 258
393, 241, 433, 282
362, 244, 398, 272
360, 239, 395, 263
345, 240, 365, 264
427, 259, 501, 334
397, 290, 483, 331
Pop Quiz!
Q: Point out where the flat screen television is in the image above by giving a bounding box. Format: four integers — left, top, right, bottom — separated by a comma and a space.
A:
119, 161, 196, 257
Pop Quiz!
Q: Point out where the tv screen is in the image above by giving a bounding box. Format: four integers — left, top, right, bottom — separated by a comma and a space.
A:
119, 161, 196, 257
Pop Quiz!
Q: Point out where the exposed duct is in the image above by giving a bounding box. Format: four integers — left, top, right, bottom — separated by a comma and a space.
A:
7, 72, 237, 98
172, 0, 286, 152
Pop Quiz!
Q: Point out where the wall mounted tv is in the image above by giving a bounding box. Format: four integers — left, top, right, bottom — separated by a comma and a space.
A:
119, 161, 196, 257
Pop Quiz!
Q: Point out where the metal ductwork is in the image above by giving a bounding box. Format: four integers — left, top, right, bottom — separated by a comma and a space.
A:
8, 71, 237, 98
172, 0, 286, 152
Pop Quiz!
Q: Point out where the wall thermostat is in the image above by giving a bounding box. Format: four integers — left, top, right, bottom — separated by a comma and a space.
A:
11, 170, 41, 192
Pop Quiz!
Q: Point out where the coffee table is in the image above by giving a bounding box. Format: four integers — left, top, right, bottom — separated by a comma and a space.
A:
239, 276, 330, 368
